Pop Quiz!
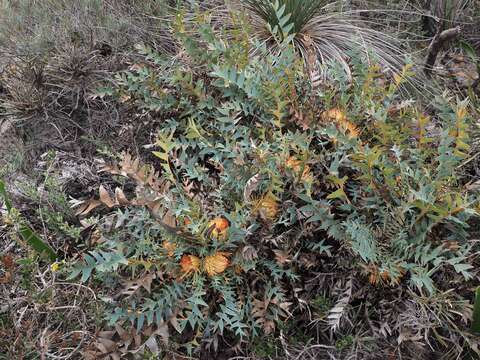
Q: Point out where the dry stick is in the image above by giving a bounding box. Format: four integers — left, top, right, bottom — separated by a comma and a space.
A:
424, 26, 461, 77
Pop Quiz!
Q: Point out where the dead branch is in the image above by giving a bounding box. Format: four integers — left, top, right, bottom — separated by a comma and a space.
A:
424, 26, 461, 77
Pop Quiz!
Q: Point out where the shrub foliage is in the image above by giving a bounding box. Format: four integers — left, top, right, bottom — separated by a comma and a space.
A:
64, 8, 480, 357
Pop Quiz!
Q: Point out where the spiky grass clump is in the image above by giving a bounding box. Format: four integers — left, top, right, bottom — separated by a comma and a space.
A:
241, 0, 328, 37
0, 0, 176, 151
236, 0, 414, 84
431, 0, 471, 30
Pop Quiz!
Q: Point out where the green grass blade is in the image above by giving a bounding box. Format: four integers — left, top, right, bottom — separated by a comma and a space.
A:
0, 179, 12, 212
472, 287, 480, 334
0, 179, 57, 262
18, 225, 57, 262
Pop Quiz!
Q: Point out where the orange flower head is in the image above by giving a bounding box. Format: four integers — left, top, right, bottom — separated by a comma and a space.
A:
285, 156, 301, 170
337, 119, 359, 139
208, 217, 230, 240
253, 193, 279, 221
204, 252, 230, 276
285, 156, 312, 181
322, 108, 347, 122
321, 108, 359, 139
380, 270, 390, 282
162, 241, 177, 257
180, 255, 201, 274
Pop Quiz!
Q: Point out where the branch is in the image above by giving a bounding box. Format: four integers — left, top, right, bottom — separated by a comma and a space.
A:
424, 26, 461, 77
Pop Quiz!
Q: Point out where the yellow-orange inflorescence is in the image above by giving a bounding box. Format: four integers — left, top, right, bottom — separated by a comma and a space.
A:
321, 108, 359, 139
255, 193, 279, 221
285, 156, 312, 182
204, 252, 230, 276
180, 254, 201, 274
162, 241, 177, 257
208, 217, 230, 240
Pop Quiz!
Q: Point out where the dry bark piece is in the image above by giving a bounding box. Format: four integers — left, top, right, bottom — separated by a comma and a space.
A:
424, 27, 461, 77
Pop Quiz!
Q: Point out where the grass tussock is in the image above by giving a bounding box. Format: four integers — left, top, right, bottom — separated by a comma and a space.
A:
1, 1, 480, 359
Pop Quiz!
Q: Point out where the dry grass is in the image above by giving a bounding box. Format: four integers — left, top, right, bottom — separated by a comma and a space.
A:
0, 0, 179, 163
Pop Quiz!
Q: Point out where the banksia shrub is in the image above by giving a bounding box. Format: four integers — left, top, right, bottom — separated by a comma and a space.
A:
66, 7, 480, 358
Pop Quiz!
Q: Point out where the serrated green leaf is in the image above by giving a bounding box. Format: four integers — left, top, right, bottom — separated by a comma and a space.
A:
327, 188, 347, 200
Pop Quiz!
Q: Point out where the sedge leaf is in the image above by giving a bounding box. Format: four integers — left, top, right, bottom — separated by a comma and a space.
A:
0, 179, 57, 262
472, 287, 480, 334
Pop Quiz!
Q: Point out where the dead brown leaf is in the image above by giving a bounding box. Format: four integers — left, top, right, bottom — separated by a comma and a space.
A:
1, 254, 14, 269
99, 185, 115, 208
120, 272, 157, 297
75, 199, 102, 216
273, 249, 291, 266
